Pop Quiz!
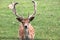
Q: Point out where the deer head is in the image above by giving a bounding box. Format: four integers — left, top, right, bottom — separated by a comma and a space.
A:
8, 0, 37, 28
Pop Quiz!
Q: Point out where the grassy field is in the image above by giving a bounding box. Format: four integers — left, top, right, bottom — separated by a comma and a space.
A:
0, 0, 60, 40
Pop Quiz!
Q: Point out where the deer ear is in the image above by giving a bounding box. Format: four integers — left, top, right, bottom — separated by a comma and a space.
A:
16, 17, 23, 22
29, 17, 34, 21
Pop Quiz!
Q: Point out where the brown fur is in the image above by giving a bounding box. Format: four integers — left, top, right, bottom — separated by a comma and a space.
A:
19, 24, 35, 40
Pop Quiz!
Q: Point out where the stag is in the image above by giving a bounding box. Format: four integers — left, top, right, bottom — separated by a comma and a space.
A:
8, 0, 37, 40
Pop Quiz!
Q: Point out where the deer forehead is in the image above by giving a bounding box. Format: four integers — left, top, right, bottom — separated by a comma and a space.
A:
22, 19, 29, 23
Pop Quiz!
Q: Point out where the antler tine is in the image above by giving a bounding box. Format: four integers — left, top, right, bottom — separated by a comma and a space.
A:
12, 2, 19, 17
29, 0, 37, 18
8, 2, 23, 18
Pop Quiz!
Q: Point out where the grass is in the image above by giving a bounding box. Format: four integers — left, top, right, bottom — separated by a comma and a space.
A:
0, 0, 60, 40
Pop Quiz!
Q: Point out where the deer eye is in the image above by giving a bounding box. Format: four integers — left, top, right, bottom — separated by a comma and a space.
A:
22, 21, 24, 23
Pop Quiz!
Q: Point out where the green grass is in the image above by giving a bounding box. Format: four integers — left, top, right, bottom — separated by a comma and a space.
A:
0, 0, 60, 40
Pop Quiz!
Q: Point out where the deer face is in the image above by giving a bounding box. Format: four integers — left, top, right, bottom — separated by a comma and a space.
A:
21, 19, 29, 29
16, 17, 34, 29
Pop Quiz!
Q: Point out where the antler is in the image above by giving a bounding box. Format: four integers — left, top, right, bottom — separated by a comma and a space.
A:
8, 2, 23, 18
29, 0, 37, 19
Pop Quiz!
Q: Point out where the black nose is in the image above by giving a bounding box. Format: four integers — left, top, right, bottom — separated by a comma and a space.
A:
25, 26, 27, 29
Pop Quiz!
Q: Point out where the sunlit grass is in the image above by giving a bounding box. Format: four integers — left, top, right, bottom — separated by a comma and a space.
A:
0, 0, 60, 40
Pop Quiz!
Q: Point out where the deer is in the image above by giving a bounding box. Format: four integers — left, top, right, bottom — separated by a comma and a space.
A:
8, 0, 37, 40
